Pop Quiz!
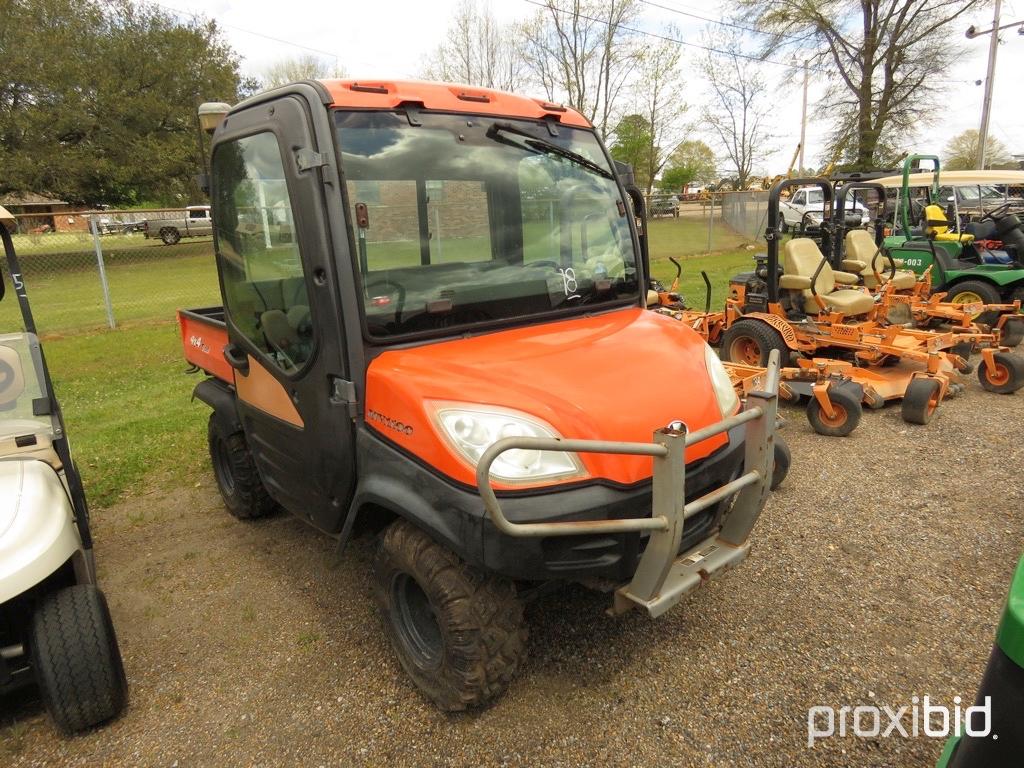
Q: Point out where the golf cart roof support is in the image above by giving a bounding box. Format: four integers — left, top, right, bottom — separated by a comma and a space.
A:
766, 177, 835, 304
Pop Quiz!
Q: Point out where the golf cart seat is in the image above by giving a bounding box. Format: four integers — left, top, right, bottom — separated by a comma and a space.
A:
0, 345, 62, 469
924, 204, 975, 244
844, 229, 917, 290
782, 238, 875, 316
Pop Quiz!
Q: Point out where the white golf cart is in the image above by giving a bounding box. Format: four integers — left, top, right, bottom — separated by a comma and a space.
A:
0, 206, 127, 733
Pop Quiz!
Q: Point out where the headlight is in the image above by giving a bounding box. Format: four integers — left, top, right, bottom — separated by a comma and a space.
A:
704, 344, 739, 418
430, 402, 587, 484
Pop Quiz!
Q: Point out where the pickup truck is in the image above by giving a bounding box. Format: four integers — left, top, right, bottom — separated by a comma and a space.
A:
143, 205, 212, 245
780, 186, 868, 233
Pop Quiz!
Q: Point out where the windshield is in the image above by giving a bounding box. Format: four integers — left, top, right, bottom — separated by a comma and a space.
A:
334, 111, 639, 339
0, 332, 56, 445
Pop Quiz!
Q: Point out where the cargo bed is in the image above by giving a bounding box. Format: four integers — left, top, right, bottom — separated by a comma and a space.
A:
178, 307, 232, 383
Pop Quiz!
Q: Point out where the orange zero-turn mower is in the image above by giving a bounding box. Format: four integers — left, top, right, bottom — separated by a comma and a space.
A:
718, 177, 1024, 421
831, 181, 1024, 349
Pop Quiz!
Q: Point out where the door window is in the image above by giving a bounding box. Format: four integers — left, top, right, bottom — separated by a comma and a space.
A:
212, 132, 313, 374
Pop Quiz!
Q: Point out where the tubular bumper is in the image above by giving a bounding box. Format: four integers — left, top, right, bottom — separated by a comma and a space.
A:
476, 351, 781, 618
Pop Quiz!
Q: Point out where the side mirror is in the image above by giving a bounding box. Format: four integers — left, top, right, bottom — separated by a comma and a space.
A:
613, 161, 636, 188
198, 102, 231, 135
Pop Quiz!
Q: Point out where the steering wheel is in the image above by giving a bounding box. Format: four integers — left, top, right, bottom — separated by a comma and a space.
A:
363, 278, 406, 326
982, 201, 1015, 222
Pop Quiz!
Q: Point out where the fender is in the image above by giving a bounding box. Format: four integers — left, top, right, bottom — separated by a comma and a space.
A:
741, 312, 801, 349
192, 378, 242, 435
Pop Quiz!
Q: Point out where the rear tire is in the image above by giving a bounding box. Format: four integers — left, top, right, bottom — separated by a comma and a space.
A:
901, 377, 941, 425
805, 386, 862, 436
720, 320, 790, 367
373, 520, 527, 711
30, 585, 128, 734
999, 318, 1024, 348
771, 436, 791, 490
946, 280, 1002, 326
207, 415, 277, 519
978, 352, 1024, 394
159, 227, 181, 245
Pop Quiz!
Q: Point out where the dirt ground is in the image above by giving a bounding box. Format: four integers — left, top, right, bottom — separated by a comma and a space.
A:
2, 375, 1022, 767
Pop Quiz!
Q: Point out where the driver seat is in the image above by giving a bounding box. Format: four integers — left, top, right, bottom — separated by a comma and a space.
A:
844, 229, 917, 290
924, 204, 975, 243
782, 238, 875, 316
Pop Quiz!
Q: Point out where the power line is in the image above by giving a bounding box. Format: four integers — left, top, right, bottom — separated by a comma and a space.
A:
520, 0, 827, 72
636, 0, 805, 42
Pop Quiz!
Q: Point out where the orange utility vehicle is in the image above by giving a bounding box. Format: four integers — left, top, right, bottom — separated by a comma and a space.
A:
178, 80, 785, 710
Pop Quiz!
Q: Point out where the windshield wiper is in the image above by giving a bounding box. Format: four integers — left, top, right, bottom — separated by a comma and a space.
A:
486, 122, 614, 180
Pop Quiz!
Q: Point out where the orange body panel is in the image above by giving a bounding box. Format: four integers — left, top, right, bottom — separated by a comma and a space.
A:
364, 308, 729, 490
235, 356, 304, 428
318, 79, 591, 128
178, 310, 232, 383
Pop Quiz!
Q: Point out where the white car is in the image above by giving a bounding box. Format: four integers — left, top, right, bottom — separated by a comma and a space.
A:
780, 186, 869, 233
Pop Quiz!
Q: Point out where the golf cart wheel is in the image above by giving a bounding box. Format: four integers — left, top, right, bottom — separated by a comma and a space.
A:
373, 519, 527, 711
805, 386, 862, 437
159, 227, 181, 245
720, 320, 789, 367
978, 352, 1024, 394
771, 436, 791, 490
1000, 318, 1024, 348
207, 415, 277, 519
901, 378, 941, 425
29, 585, 128, 734
946, 280, 1002, 326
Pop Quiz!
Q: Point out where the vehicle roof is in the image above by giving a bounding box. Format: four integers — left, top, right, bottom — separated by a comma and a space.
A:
316, 79, 592, 128
185, 204, 211, 209
874, 169, 1024, 188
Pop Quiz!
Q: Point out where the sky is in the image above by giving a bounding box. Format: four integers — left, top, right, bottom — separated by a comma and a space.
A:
155, 0, 1024, 174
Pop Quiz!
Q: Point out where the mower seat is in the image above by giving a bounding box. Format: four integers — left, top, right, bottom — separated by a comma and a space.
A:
924, 204, 974, 244
783, 238, 876, 316
844, 229, 917, 290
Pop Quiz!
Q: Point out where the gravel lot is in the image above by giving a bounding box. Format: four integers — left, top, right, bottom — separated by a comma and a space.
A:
2, 373, 1021, 767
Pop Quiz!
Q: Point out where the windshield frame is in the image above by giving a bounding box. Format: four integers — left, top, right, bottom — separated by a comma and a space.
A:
330, 108, 645, 347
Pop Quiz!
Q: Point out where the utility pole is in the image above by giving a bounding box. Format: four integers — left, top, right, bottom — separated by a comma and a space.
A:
798, 59, 808, 173
974, 0, 1002, 169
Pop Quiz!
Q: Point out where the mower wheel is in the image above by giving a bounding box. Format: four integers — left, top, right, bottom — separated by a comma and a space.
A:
946, 280, 1002, 326
373, 519, 527, 711
978, 352, 1024, 394
771, 436, 791, 490
901, 378, 941, 425
1000, 318, 1024, 348
159, 227, 181, 245
720, 320, 789, 367
805, 386, 862, 437
30, 585, 128, 734
207, 415, 277, 519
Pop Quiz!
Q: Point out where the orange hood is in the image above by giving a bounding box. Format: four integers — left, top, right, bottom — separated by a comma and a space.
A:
363, 308, 730, 489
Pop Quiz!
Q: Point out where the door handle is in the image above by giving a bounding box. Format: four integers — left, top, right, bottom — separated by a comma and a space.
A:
223, 343, 250, 375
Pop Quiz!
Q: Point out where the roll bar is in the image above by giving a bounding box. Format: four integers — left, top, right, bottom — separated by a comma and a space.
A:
899, 154, 940, 237
832, 181, 886, 264
765, 177, 834, 303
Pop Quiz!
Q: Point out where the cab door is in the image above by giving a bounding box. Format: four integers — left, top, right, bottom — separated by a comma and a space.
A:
210, 95, 355, 533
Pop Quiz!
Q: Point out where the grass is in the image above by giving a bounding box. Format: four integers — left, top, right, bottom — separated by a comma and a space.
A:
15, 215, 757, 510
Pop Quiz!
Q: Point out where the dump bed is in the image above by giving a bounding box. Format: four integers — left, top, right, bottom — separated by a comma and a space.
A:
178, 307, 232, 383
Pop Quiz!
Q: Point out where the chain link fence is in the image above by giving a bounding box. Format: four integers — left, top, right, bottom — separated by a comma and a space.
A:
0, 210, 220, 335
643, 191, 762, 254
719, 190, 770, 243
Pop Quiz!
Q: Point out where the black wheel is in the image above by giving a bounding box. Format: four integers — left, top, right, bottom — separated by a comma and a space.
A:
999, 318, 1024, 348
805, 386, 862, 436
207, 414, 277, 519
978, 352, 1024, 394
949, 340, 976, 373
159, 227, 181, 245
945, 280, 1003, 326
29, 585, 128, 734
901, 377, 941, 425
778, 218, 789, 235
373, 520, 527, 711
720, 320, 790, 367
771, 436, 791, 490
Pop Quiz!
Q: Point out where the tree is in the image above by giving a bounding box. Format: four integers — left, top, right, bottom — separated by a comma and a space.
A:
521, 0, 641, 136
944, 129, 1015, 171
609, 114, 654, 189
420, 0, 527, 91
700, 30, 773, 190
262, 53, 345, 89
0, 0, 245, 206
629, 33, 687, 194
735, 0, 985, 170
659, 140, 717, 190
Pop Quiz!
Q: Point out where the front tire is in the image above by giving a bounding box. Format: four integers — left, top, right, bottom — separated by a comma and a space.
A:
159, 227, 181, 245
805, 386, 862, 436
207, 415, 277, 519
373, 520, 527, 711
902, 377, 941, 425
720, 320, 790, 367
771, 436, 791, 490
946, 280, 1002, 326
999, 318, 1024, 348
978, 352, 1024, 394
30, 585, 128, 734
